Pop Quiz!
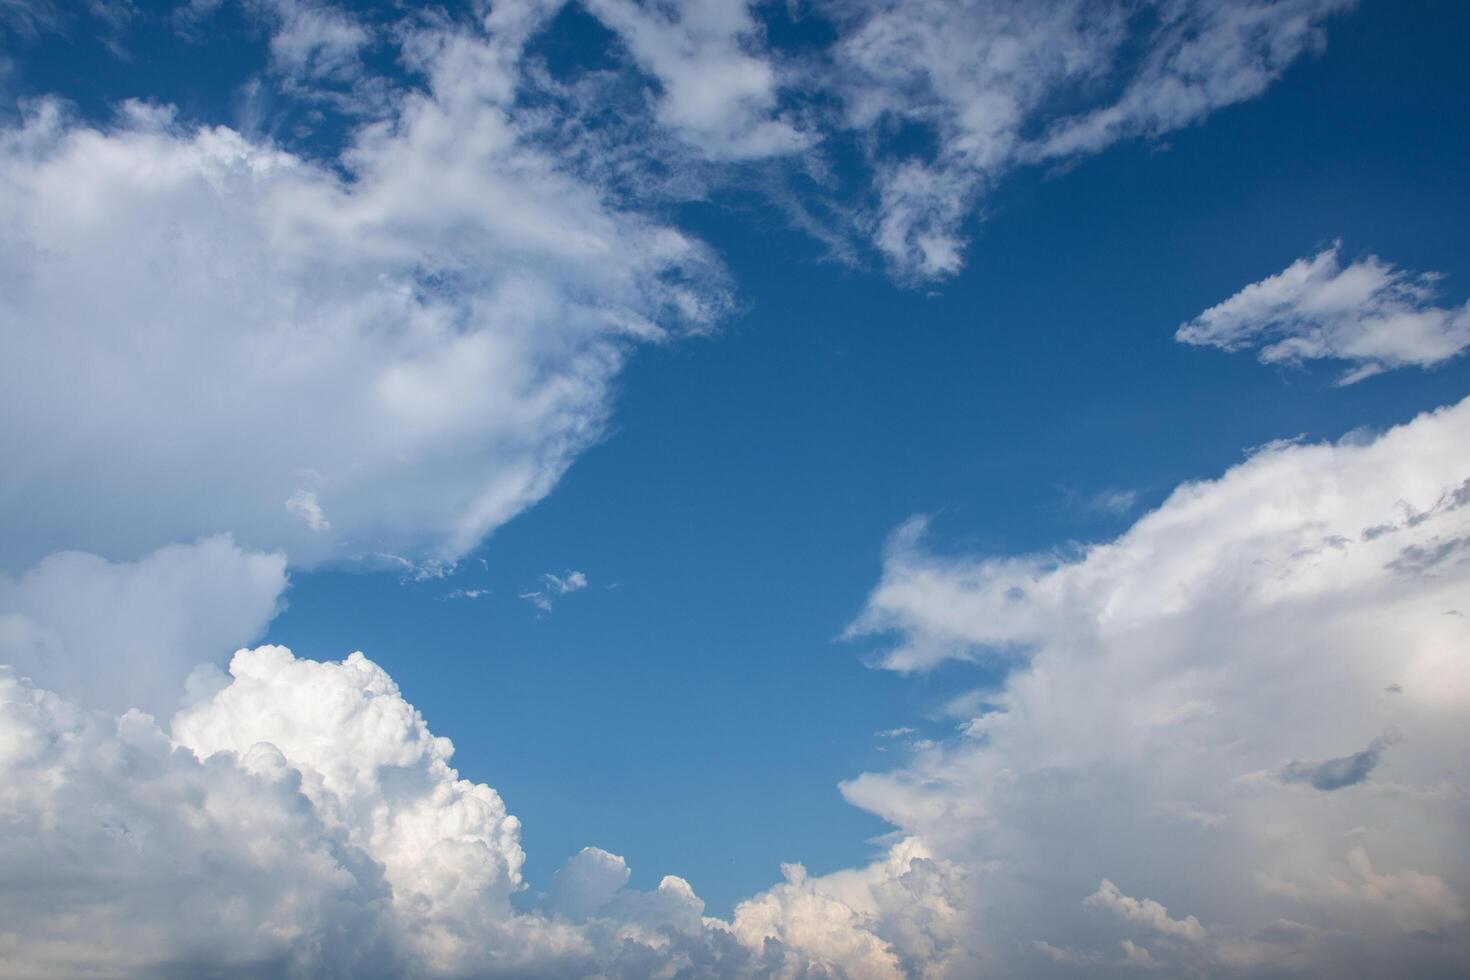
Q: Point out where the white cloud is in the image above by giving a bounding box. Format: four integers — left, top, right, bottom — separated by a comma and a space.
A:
520, 569, 588, 613
823, 0, 1350, 279
1177, 242, 1470, 383
1085, 879, 1206, 943
0, 642, 958, 978
286, 488, 331, 532
583, 0, 810, 161
845, 395, 1470, 974
0, 535, 286, 717
255, 0, 371, 82
0, 17, 725, 574
544, 569, 588, 594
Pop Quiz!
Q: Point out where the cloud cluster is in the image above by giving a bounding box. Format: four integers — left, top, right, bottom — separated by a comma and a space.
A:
1177, 242, 1470, 383
0, 642, 960, 979
0, 8, 725, 574
484, 0, 1354, 281
847, 396, 1470, 974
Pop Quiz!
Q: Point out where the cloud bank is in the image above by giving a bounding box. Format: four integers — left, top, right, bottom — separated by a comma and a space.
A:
846, 395, 1470, 975
0, 643, 959, 979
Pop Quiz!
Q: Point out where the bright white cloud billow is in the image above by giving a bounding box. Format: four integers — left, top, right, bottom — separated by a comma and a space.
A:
1177, 242, 1470, 383
846, 396, 1470, 975
0, 643, 957, 979
0, 12, 724, 574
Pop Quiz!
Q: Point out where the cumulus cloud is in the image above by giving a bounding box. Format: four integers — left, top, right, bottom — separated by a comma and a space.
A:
1178, 243, 1470, 383
0, 535, 286, 717
0, 12, 725, 574
0, 643, 957, 978
845, 396, 1470, 974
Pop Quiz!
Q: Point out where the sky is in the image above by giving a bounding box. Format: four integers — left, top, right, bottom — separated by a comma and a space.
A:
0, 1, 1468, 978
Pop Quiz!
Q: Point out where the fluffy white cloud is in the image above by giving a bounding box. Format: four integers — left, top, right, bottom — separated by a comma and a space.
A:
846, 395, 1470, 975
824, 0, 1351, 278
0, 642, 956, 979
1177, 243, 1470, 383
0, 11, 725, 574
0, 535, 286, 717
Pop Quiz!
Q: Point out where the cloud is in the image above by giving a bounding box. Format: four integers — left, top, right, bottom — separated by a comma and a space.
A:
0, 536, 286, 717
544, 570, 589, 594
822, 0, 1351, 279
520, 569, 588, 613
0, 16, 726, 574
1084, 879, 1206, 943
584, 0, 810, 161
254, 0, 371, 82
1177, 242, 1470, 383
286, 489, 331, 532
844, 395, 1470, 974
1278, 734, 1396, 790
0, 643, 958, 978
1259, 846, 1467, 935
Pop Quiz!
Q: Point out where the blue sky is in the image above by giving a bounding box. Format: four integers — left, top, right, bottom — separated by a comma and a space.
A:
274, 0, 1470, 912
2, 1, 1469, 977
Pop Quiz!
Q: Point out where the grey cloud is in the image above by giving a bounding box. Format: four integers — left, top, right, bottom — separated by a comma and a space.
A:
1389, 536, 1470, 575
1278, 735, 1397, 791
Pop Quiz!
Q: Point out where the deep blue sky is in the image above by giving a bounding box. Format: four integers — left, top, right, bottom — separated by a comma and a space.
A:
10, 0, 1468, 916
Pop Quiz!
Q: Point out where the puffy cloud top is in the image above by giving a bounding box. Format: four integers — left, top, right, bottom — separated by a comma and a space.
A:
844, 396, 1470, 975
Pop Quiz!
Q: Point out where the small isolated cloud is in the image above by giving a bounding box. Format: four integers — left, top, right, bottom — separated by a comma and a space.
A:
519, 570, 589, 614
1091, 488, 1139, 516
1177, 242, 1470, 384
543, 570, 589, 595
285, 489, 330, 532
444, 588, 489, 601
1278, 734, 1397, 791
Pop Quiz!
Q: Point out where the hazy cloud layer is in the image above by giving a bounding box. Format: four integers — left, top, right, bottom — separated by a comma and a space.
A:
0, 536, 286, 717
